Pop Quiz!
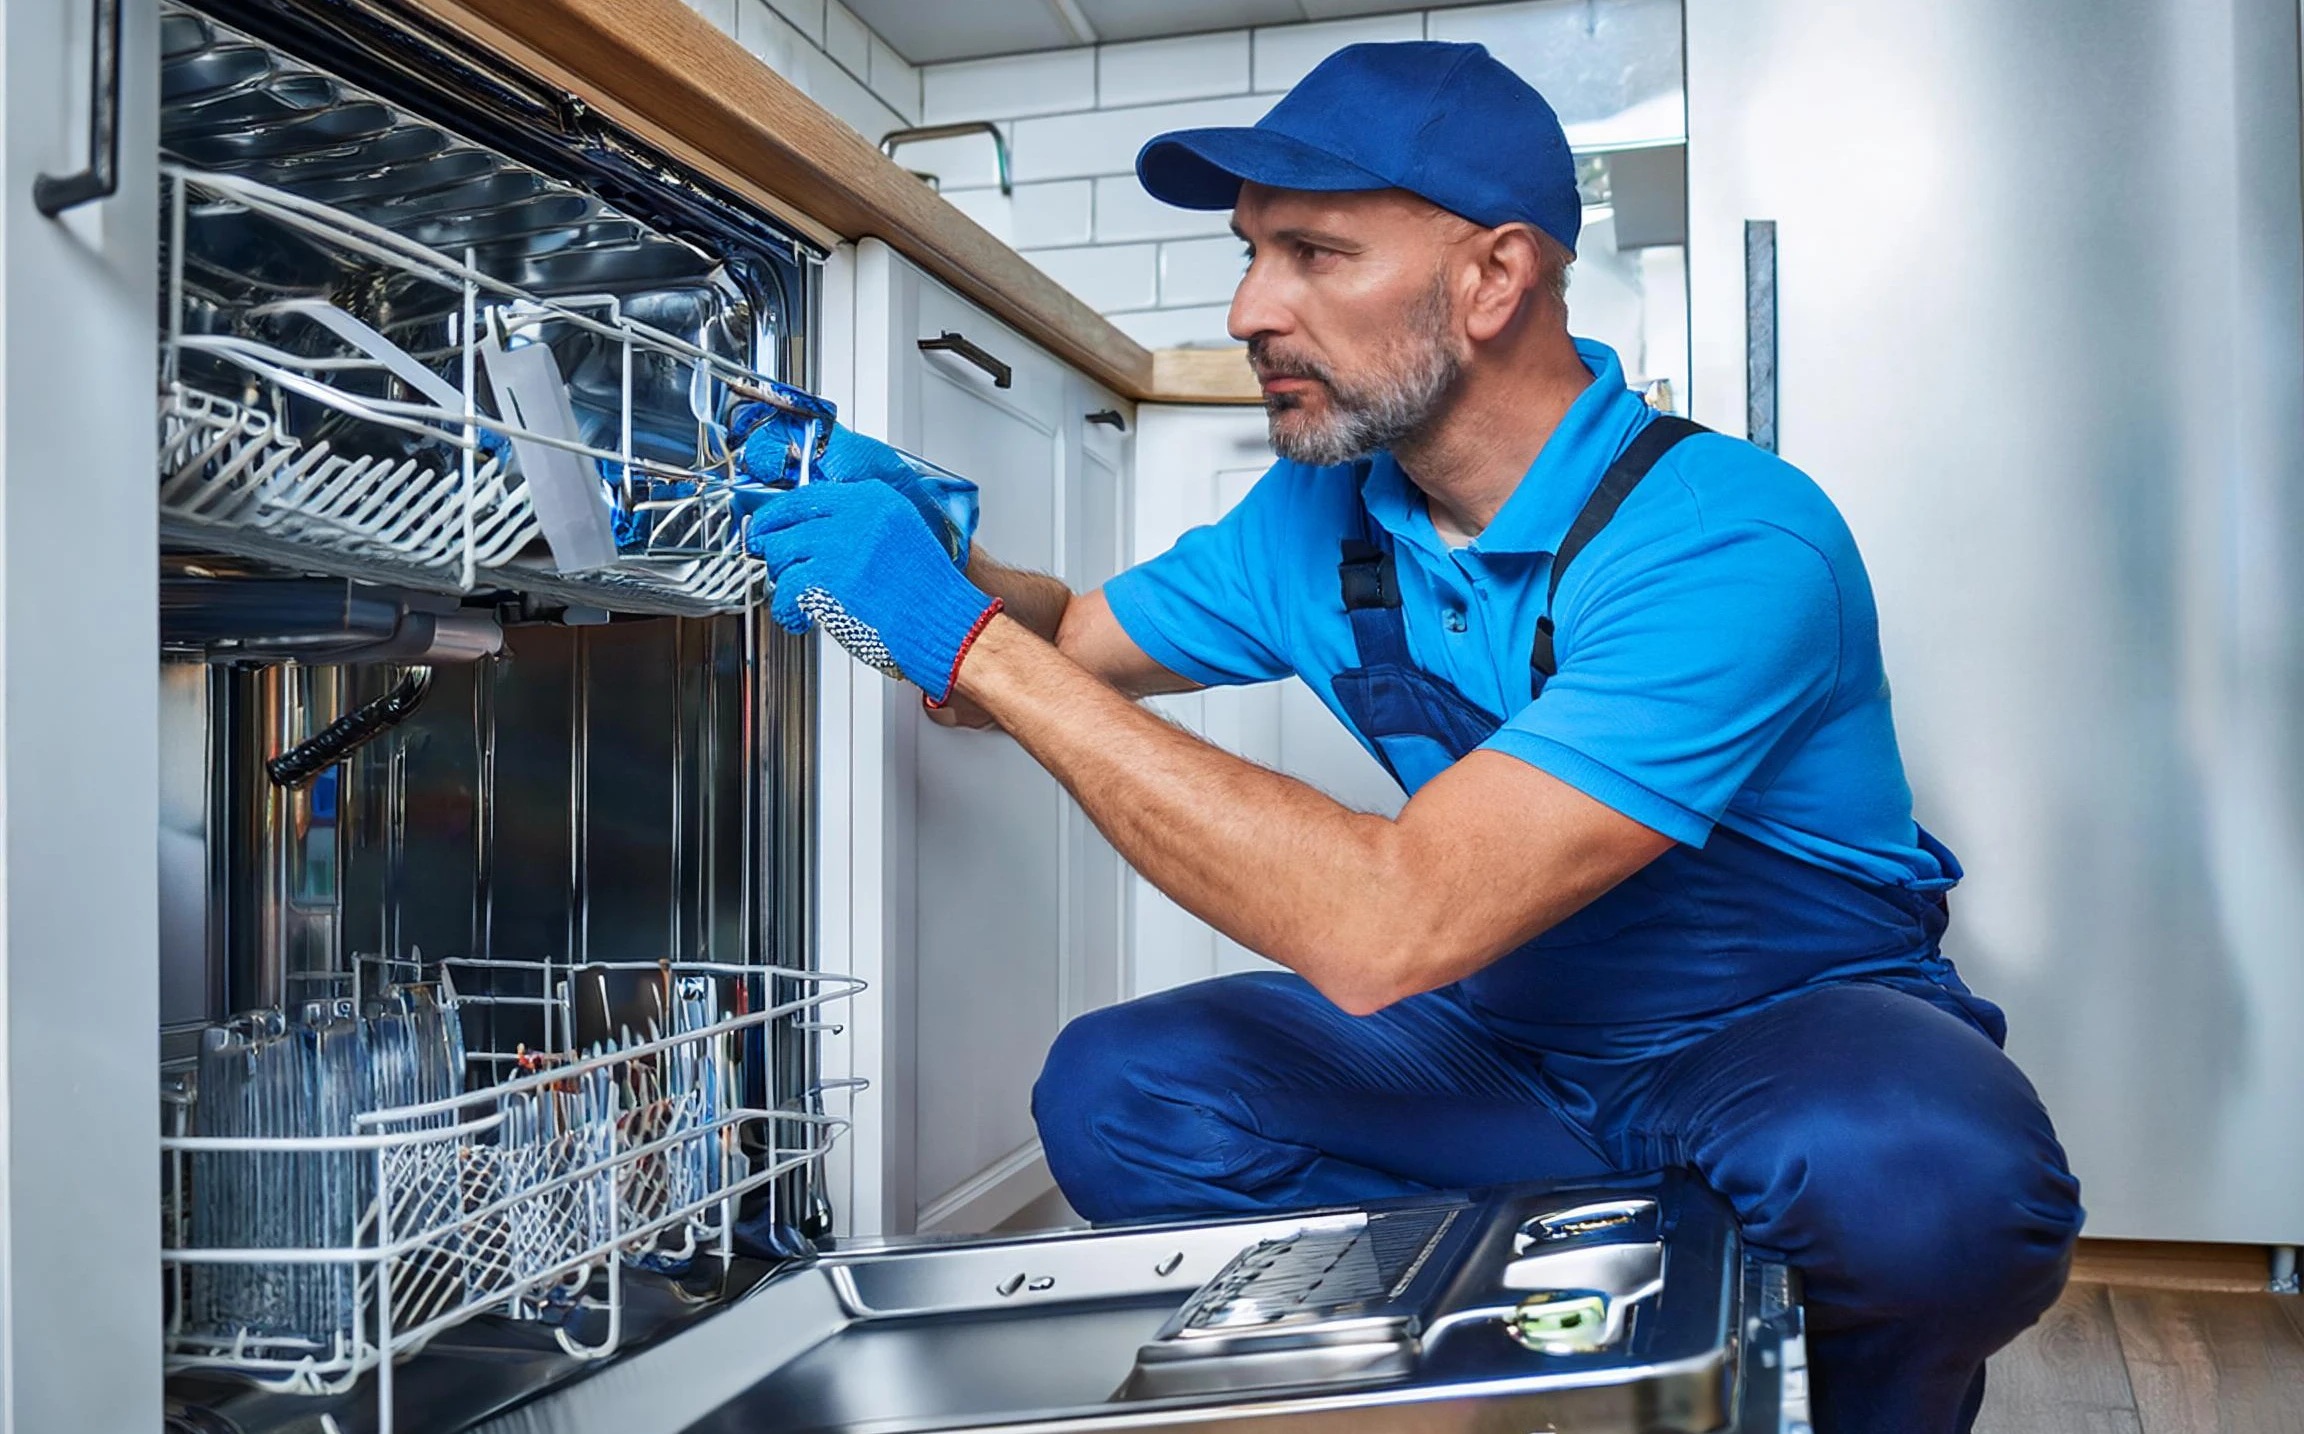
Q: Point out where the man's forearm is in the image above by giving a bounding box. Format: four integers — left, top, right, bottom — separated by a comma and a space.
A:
951, 614, 1432, 1014
965, 552, 1072, 641
930, 553, 1075, 727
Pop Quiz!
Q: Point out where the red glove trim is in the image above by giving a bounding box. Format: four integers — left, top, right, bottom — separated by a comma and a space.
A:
923, 597, 1005, 710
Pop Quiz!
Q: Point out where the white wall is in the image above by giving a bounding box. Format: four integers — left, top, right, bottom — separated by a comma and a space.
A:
683, 0, 924, 145
911, 0, 1686, 353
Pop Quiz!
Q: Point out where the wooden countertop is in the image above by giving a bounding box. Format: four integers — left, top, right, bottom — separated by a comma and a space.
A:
404, 0, 1263, 405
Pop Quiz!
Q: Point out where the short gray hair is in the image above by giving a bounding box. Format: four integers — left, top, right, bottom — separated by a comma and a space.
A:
1540, 232, 1575, 303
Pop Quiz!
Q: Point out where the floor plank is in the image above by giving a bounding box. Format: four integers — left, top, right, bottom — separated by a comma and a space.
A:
1976, 1281, 2144, 1434
2110, 1286, 2304, 1434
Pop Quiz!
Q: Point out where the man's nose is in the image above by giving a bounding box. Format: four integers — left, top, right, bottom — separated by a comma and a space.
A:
1228, 257, 1290, 346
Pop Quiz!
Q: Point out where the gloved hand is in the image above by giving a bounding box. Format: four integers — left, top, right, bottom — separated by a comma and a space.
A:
745, 481, 1004, 706
727, 405, 978, 567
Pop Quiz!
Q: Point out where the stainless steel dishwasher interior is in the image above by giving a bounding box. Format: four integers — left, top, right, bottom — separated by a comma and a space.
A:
156, 5, 828, 1431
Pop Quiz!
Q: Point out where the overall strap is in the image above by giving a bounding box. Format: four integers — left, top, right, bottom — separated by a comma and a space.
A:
1337, 471, 1415, 670
1529, 415, 1709, 694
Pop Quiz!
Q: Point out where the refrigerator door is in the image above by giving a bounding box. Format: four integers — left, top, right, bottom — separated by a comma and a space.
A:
1686, 0, 2304, 1242
472, 1172, 1797, 1434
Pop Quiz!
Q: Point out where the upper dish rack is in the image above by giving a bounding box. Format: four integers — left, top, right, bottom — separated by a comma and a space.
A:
161, 163, 785, 617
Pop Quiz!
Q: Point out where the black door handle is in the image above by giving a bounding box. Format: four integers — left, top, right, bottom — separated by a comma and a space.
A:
1086, 409, 1128, 431
919, 331, 1013, 389
35, 0, 123, 217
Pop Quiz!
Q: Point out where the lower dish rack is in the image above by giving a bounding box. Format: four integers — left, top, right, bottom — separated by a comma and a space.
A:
160, 958, 859, 1408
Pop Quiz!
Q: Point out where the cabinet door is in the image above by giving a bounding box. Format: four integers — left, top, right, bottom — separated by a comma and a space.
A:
904, 271, 1068, 1231
0, 0, 160, 1426
828, 240, 1129, 1235
1123, 405, 1398, 998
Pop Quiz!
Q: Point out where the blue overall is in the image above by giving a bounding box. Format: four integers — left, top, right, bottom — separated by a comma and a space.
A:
1036, 418, 2083, 1433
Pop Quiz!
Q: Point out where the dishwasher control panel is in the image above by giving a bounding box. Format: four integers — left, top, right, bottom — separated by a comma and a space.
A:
1121, 1184, 1695, 1401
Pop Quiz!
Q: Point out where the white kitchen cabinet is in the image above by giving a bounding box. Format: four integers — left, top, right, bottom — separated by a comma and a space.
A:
0, 0, 161, 1426
819, 239, 1132, 1236
1122, 405, 1398, 999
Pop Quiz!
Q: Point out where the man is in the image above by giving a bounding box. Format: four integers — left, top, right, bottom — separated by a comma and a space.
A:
746, 41, 2082, 1433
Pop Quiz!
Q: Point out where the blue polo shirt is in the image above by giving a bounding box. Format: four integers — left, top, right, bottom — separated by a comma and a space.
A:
1104, 340, 1953, 891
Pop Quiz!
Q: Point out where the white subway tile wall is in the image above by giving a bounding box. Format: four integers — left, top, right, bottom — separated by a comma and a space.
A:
706, 0, 921, 153
920, 1, 1687, 350
763, 0, 822, 47
1158, 236, 1249, 308
923, 50, 1098, 124
1251, 12, 1426, 91
869, 33, 921, 124
1023, 243, 1161, 313
1111, 304, 1240, 350
1008, 181, 1097, 248
822, 1, 873, 79
1091, 177, 1235, 244
1098, 32, 1252, 108
684, 0, 737, 34
687, 0, 1685, 354
896, 128, 1013, 193
1010, 94, 1269, 185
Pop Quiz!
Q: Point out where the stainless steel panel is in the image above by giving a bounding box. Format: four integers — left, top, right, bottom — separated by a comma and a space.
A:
1687, 0, 2304, 1239
161, 660, 223, 1029
478, 1179, 1768, 1434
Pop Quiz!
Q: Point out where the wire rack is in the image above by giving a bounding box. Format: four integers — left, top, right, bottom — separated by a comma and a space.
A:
160, 959, 859, 1416
161, 165, 785, 615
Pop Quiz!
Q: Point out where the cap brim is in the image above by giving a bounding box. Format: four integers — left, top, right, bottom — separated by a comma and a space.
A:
1135, 127, 1394, 211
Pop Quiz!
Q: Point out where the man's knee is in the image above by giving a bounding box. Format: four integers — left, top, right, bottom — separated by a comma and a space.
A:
1761, 1087, 2083, 1333
1031, 978, 1288, 1221
1031, 1000, 1144, 1182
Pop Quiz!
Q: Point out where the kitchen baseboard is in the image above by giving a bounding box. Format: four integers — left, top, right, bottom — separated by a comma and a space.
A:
2070, 1237, 2287, 1292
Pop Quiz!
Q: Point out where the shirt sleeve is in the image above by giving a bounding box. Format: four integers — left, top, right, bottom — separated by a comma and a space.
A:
1481, 518, 1844, 845
1101, 462, 1299, 687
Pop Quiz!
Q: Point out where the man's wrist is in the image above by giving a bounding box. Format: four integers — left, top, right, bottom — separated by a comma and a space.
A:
922, 599, 1006, 710
941, 610, 1033, 710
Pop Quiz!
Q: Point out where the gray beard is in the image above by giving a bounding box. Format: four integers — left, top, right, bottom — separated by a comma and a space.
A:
1259, 281, 1463, 467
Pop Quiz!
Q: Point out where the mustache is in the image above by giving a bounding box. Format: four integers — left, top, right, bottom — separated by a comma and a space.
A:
1246, 339, 1333, 387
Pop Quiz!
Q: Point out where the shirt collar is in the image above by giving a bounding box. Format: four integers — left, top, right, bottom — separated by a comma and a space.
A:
1357, 339, 1653, 560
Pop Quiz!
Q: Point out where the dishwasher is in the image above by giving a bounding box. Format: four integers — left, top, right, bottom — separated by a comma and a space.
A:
146, 3, 1809, 1431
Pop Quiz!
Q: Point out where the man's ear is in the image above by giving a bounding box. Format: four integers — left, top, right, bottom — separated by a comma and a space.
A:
1463, 224, 1546, 343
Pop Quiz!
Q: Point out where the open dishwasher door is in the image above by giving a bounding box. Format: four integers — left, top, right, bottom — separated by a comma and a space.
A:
474, 1170, 1809, 1434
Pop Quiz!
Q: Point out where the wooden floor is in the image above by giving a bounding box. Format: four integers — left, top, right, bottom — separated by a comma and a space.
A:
1975, 1280, 2304, 1433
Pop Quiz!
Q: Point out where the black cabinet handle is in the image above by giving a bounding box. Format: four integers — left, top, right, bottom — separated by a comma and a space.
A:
1086, 409, 1128, 431
919, 331, 1012, 389
35, 0, 122, 216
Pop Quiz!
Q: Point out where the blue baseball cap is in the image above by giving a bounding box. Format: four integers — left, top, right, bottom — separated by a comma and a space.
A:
1137, 41, 1581, 253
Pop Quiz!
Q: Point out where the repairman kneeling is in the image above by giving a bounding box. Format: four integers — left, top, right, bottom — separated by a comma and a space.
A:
744, 42, 2084, 1434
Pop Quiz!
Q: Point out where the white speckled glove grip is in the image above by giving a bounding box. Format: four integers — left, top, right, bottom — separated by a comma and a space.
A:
745, 482, 1002, 704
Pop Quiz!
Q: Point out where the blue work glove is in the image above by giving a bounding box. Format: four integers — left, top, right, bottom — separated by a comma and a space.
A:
745, 481, 1004, 706
728, 405, 979, 567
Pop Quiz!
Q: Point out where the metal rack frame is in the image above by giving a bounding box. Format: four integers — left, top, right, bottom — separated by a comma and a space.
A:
160, 960, 860, 1421
161, 165, 789, 615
